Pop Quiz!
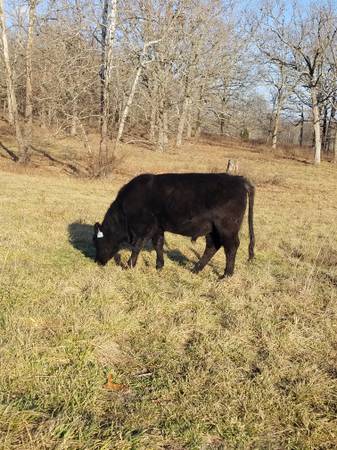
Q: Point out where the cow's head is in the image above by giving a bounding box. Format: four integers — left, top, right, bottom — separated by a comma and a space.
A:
93, 222, 119, 266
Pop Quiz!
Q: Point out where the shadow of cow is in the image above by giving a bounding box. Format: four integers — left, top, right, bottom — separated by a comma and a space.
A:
68, 221, 192, 268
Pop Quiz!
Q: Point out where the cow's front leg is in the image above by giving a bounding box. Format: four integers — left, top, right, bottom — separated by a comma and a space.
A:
152, 232, 164, 270
127, 238, 144, 268
113, 253, 122, 266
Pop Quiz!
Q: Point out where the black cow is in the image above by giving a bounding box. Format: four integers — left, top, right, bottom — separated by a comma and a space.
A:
93, 173, 255, 277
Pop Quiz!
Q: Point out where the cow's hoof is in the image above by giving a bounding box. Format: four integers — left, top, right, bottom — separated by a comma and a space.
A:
127, 259, 135, 269
156, 264, 164, 271
220, 272, 233, 279
114, 254, 122, 266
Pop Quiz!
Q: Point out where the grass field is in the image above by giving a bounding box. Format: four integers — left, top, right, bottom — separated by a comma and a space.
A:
1, 138, 337, 449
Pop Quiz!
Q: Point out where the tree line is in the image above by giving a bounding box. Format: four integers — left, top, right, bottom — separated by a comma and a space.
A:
1, 0, 336, 174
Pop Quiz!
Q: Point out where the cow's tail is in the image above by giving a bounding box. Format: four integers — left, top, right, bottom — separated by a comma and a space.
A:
244, 179, 255, 260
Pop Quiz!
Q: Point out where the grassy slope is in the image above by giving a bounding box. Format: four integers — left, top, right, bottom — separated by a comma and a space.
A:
1, 140, 337, 449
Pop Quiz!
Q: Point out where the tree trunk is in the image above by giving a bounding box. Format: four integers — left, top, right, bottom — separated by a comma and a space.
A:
0, 0, 26, 160
99, 0, 117, 172
220, 98, 225, 135
70, 102, 77, 136
163, 109, 168, 146
116, 64, 143, 145
195, 115, 201, 140
220, 115, 225, 135
158, 98, 168, 151
186, 111, 192, 139
271, 89, 283, 150
310, 86, 321, 165
158, 117, 165, 151
176, 96, 190, 147
78, 120, 94, 174
149, 77, 157, 143
326, 103, 336, 153
333, 126, 337, 164
23, 0, 37, 163
220, 88, 227, 135
149, 102, 156, 143
321, 105, 328, 152
6, 90, 13, 125
194, 86, 203, 140
266, 112, 273, 144
299, 108, 304, 146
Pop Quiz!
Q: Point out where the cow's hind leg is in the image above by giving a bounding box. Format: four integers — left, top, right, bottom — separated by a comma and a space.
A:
193, 233, 220, 273
222, 233, 240, 277
152, 232, 164, 270
127, 238, 144, 268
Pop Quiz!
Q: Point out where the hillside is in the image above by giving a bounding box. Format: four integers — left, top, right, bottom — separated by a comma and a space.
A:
1, 138, 337, 449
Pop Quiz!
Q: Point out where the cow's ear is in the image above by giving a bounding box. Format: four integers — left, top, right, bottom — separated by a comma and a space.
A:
94, 222, 101, 234
94, 222, 104, 239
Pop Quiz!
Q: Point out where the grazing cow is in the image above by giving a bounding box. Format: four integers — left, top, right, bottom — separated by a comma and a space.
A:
93, 173, 255, 277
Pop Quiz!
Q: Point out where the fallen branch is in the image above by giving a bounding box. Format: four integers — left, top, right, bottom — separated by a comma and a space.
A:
123, 138, 155, 148
0, 141, 19, 162
31, 146, 87, 176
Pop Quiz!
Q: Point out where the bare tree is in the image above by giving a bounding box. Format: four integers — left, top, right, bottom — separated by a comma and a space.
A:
23, 0, 38, 163
0, 0, 27, 161
99, 0, 117, 173
115, 39, 160, 145
4, 0, 334, 171
258, 54, 294, 149
258, 2, 337, 163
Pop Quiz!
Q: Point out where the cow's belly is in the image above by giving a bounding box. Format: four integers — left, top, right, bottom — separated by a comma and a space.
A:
162, 217, 212, 238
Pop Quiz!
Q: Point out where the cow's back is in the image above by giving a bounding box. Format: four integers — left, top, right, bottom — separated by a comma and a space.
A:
117, 173, 246, 207
152, 173, 247, 212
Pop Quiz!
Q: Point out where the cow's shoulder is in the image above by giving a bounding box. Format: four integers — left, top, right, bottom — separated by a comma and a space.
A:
117, 173, 154, 198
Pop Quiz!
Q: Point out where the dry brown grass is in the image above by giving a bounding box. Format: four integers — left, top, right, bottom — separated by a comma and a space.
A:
1, 127, 337, 449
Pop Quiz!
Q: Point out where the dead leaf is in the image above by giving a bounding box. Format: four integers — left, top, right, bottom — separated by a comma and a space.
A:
103, 373, 128, 392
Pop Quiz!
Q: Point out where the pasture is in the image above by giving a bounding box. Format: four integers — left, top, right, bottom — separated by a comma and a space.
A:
1, 140, 337, 449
